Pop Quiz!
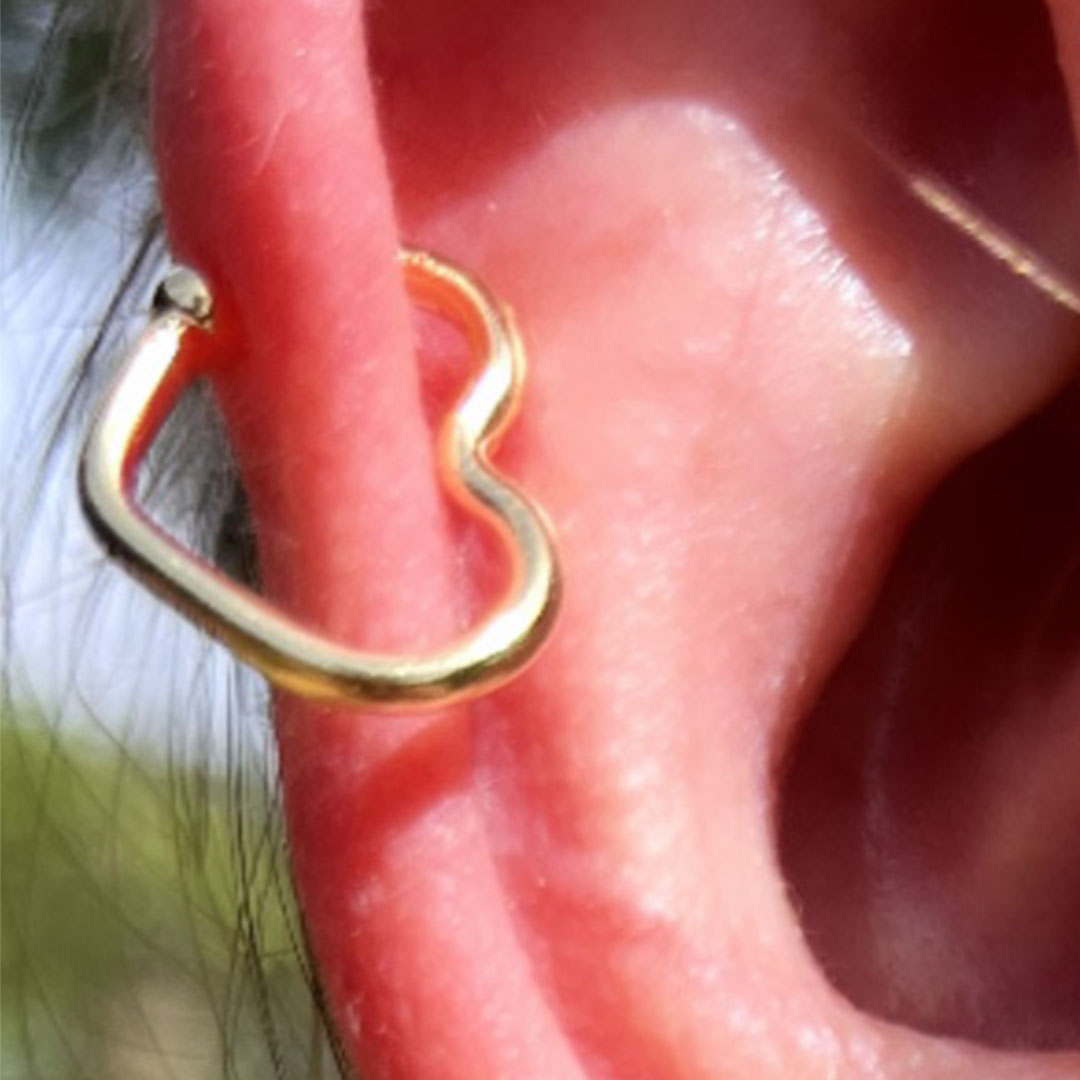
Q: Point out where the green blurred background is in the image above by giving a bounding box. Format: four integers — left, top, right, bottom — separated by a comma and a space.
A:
2, 715, 347, 1079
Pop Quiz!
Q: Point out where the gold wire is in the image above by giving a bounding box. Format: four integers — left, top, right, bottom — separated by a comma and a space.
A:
79, 249, 561, 709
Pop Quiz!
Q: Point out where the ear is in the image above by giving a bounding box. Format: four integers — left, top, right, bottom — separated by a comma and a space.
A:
152, 2, 1080, 1078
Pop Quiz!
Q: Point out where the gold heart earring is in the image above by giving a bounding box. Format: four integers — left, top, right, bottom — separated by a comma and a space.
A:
79, 249, 562, 709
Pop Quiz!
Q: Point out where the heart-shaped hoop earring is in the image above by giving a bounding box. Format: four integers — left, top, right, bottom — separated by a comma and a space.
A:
79, 249, 561, 709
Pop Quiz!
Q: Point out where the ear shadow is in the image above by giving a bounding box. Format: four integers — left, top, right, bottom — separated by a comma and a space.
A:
778, 376, 1080, 1052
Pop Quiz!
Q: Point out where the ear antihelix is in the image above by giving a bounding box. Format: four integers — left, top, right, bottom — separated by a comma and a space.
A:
79, 249, 562, 709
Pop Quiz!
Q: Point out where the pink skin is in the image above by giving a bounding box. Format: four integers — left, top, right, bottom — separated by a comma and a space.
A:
153, 2, 1079, 1078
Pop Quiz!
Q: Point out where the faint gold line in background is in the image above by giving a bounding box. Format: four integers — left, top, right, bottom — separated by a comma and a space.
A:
909, 173, 1080, 315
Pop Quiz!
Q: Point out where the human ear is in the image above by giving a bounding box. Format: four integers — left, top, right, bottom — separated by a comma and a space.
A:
154, 1, 1079, 1077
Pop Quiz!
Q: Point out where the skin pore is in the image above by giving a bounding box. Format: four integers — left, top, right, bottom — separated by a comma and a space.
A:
151, 1, 1078, 1077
